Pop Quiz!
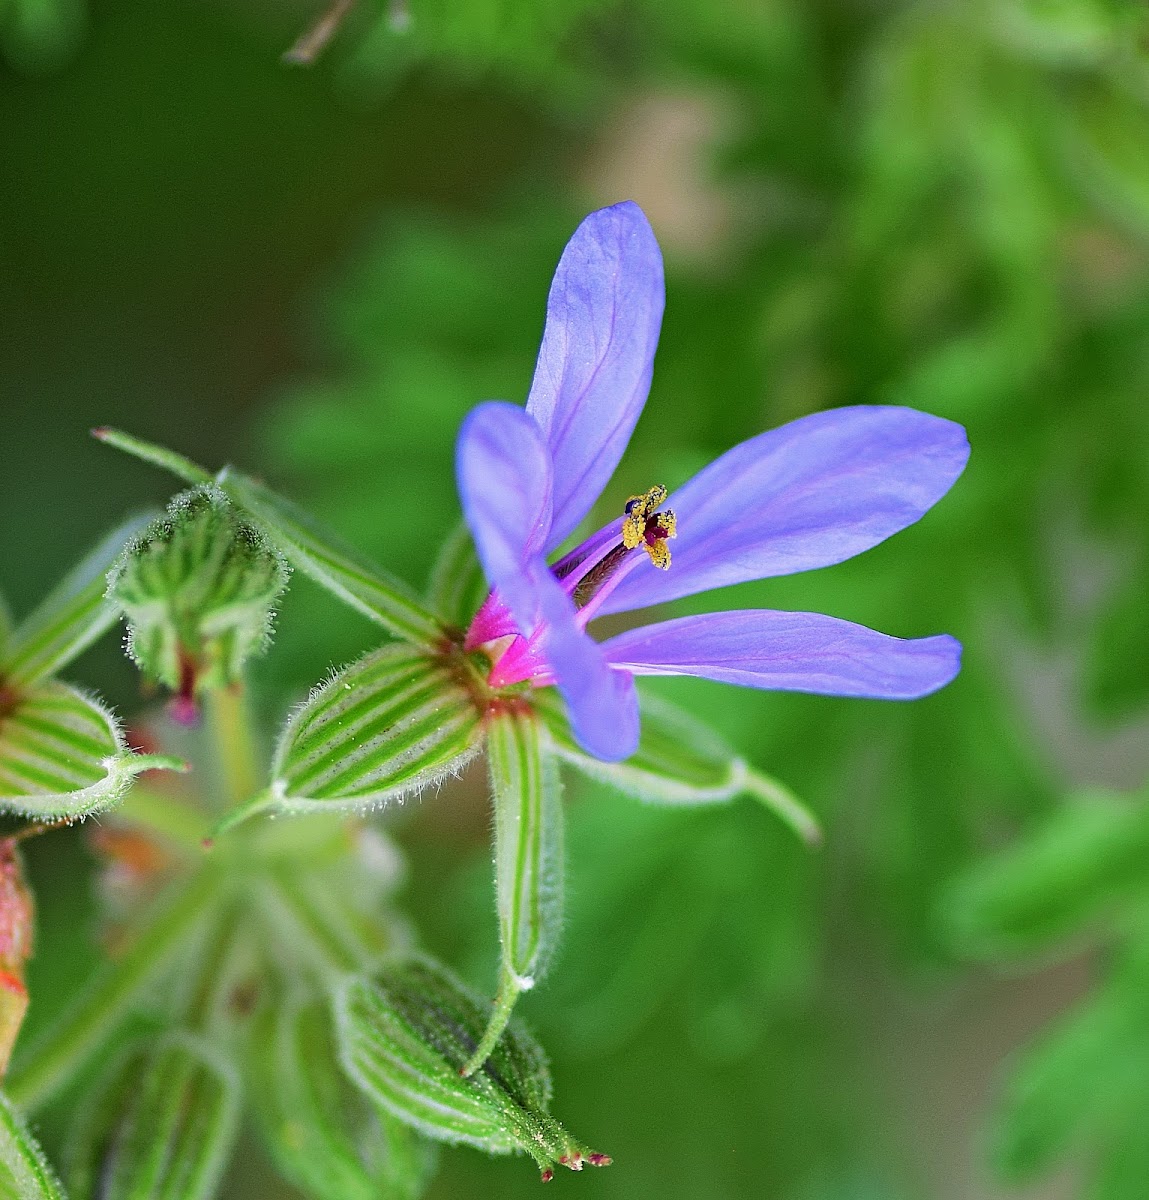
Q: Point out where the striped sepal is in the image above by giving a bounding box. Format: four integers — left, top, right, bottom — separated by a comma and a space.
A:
270, 645, 484, 814
534, 688, 820, 844
461, 708, 562, 1076
221, 470, 443, 647
81, 1033, 239, 1200
0, 1093, 66, 1199
335, 957, 609, 1180
0, 682, 169, 820
491, 708, 562, 990
5, 516, 152, 688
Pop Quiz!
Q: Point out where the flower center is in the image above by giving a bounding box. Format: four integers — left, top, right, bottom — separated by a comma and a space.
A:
570, 485, 676, 610
621, 485, 677, 570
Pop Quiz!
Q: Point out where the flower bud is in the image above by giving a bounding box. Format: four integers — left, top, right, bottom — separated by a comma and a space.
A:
107, 487, 289, 705
335, 956, 610, 1181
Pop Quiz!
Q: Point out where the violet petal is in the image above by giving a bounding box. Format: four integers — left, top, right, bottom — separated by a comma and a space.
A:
597, 406, 970, 614
456, 401, 554, 633
530, 558, 640, 761
602, 610, 962, 700
526, 202, 665, 550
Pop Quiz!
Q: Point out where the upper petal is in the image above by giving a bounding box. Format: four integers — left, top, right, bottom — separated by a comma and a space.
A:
596, 406, 970, 615
602, 610, 961, 700
526, 202, 665, 550
456, 401, 554, 632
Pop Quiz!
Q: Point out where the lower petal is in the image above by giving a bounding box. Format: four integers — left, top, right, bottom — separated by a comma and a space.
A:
530, 560, 639, 761
601, 610, 961, 700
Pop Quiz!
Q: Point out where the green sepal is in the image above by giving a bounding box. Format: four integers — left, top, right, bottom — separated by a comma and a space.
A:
425, 520, 488, 632
219, 468, 444, 647
463, 707, 563, 1075
0, 681, 181, 821
335, 956, 610, 1180
266, 643, 484, 816
67, 1031, 240, 1200
534, 689, 820, 844
4, 515, 154, 688
0, 1092, 67, 1199
107, 486, 290, 697
943, 789, 1149, 961
249, 988, 433, 1200
91, 428, 214, 487
93, 427, 443, 646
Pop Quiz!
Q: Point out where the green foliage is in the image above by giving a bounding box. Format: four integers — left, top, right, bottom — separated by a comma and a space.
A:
0, 0, 82, 73
945, 780, 1149, 1196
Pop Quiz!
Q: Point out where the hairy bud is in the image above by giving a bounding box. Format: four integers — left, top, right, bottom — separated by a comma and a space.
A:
108, 487, 289, 705
335, 956, 610, 1181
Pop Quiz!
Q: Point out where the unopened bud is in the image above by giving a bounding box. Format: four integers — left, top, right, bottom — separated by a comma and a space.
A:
336, 956, 610, 1180
107, 487, 289, 705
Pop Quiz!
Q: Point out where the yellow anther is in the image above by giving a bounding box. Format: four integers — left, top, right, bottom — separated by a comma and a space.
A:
644, 539, 672, 570
622, 485, 668, 550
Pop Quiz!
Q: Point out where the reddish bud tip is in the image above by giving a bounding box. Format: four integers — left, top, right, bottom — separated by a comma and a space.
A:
91, 426, 111, 440
587, 1153, 612, 1167
0, 971, 26, 999
168, 696, 200, 727
201, 837, 215, 852
540, 1169, 554, 1183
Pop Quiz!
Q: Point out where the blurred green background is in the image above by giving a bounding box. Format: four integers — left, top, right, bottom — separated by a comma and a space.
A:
4, 0, 1149, 1196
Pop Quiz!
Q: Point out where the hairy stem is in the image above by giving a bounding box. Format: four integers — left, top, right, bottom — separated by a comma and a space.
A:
204, 684, 262, 815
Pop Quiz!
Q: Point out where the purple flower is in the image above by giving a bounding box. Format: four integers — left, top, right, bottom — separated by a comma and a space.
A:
455, 202, 969, 762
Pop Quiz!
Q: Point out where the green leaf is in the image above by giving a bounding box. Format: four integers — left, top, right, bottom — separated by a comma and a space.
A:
463, 707, 562, 1075
219, 469, 443, 647
8, 869, 221, 1111
86, 1032, 240, 1200
535, 689, 820, 843
943, 791, 1149, 960
991, 936, 1149, 1183
0, 681, 173, 820
249, 989, 431, 1200
267, 643, 484, 815
425, 520, 489, 632
0, 1092, 66, 1199
4, 515, 153, 688
335, 957, 610, 1180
